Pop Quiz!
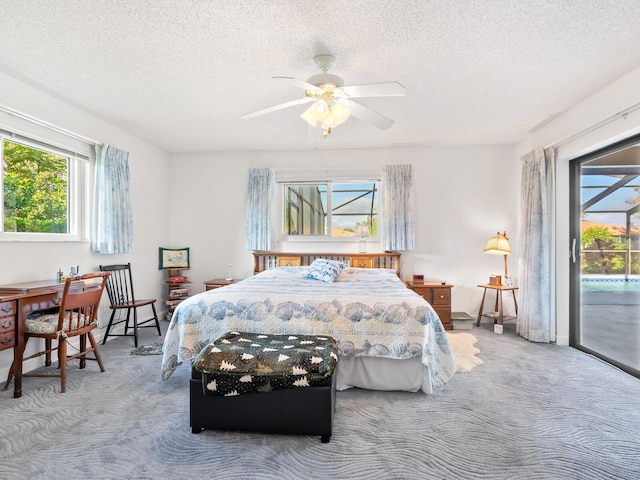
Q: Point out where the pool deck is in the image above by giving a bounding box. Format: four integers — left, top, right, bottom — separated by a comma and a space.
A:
581, 290, 640, 372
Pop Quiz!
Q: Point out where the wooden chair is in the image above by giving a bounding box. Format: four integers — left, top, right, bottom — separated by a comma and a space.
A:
99, 263, 161, 347
3, 272, 110, 394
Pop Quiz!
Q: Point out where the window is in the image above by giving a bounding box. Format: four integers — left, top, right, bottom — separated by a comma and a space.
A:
1, 135, 87, 241
282, 181, 378, 238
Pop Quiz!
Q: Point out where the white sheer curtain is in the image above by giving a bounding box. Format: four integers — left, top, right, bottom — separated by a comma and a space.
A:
380, 164, 415, 251
91, 144, 133, 254
517, 147, 555, 342
245, 168, 275, 251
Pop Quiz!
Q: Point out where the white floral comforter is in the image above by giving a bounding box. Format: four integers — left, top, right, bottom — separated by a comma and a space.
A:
161, 267, 456, 392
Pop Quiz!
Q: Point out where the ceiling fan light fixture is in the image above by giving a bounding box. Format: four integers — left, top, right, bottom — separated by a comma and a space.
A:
309, 99, 330, 121
329, 102, 350, 126
242, 53, 403, 136
300, 107, 317, 127
306, 74, 344, 89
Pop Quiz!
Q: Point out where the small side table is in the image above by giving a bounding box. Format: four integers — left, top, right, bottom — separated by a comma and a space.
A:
476, 284, 519, 326
204, 278, 238, 291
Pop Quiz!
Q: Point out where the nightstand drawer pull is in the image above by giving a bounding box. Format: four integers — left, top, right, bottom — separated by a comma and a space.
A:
1, 336, 11, 345
2, 319, 13, 329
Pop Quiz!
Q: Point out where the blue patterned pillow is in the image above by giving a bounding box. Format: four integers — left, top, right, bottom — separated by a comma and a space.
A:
303, 259, 348, 283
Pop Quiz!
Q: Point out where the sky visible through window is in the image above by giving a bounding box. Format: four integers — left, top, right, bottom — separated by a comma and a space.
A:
582, 175, 640, 228
320, 183, 377, 233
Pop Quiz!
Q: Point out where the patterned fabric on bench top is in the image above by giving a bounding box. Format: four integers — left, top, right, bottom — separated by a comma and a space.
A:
193, 331, 338, 397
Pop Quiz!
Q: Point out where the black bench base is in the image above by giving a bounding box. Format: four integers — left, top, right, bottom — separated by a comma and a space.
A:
190, 367, 336, 443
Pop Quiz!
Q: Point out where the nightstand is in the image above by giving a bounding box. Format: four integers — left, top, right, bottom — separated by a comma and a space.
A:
405, 280, 453, 330
204, 278, 238, 291
476, 284, 518, 326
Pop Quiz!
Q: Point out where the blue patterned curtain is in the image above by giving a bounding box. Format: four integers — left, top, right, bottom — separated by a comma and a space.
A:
380, 164, 415, 251
245, 168, 275, 251
91, 144, 134, 254
517, 147, 555, 342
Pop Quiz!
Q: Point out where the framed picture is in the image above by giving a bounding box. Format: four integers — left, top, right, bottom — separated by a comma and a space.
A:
159, 247, 190, 269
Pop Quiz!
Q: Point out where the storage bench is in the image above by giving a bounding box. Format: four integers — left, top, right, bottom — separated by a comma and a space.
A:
190, 331, 338, 443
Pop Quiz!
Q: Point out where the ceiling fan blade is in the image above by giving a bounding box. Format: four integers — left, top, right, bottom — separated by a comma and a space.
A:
241, 97, 313, 120
341, 99, 395, 130
273, 76, 322, 93
339, 81, 405, 98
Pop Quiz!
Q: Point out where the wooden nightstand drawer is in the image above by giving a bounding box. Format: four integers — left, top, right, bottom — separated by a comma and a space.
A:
430, 288, 450, 306
405, 280, 453, 330
409, 286, 430, 299
432, 307, 450, 324
204, 278, 239, 291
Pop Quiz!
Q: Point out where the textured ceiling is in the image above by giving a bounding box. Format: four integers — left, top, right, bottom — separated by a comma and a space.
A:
1, 0, 640, 153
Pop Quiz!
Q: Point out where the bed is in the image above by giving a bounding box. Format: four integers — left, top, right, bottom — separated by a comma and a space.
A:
161, 259, 457, 394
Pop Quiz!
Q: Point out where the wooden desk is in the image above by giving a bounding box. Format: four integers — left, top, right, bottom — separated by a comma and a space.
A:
0, 280, 67, 398
476, 284, 519, 327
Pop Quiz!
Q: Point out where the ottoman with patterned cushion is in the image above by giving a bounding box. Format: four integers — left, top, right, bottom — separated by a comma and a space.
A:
190, 331, 338, 443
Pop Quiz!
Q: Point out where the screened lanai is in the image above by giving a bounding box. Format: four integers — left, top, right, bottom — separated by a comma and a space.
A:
581, 153, 640, 277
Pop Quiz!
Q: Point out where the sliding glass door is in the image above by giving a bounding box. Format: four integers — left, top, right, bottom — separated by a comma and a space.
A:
569, 136, 640, 378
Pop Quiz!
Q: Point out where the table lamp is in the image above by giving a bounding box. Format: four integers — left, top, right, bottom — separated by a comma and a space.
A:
355, 225, 370, 253
483, 231, 511, 282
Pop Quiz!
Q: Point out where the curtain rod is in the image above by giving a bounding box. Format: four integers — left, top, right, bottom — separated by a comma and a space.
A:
0, 126, 90, 161
547, 101, 640, 149
0, 103, 99, 146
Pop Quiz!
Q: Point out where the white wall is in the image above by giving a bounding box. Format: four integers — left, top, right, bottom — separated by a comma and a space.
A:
518, 65, 640, 345
4, 60, 636, 385
168, 145, 519, 317
0, 72, 172, 379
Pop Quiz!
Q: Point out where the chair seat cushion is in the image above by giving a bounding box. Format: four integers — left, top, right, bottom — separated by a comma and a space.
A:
25, 312, 81, 335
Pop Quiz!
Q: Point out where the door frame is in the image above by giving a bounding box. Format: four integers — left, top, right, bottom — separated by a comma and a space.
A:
569, 133, 640, 378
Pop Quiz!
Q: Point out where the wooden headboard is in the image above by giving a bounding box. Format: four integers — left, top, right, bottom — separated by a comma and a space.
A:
252, 252, 401, 277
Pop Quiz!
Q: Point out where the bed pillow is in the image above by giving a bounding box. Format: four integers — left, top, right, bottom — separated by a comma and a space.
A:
303, 259, 348, 283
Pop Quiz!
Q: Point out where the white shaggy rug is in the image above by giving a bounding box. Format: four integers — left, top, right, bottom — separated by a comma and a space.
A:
447, 332, 483, 373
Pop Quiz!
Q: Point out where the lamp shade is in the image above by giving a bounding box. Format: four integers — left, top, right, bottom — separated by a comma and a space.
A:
300, 107, 317, 127
301, 99, 351, 132
483, 232, 511, 255
355, 225, 370, 237
326, 102, 351, 127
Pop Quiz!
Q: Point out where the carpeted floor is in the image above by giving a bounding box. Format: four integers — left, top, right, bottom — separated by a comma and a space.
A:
1, 322, 639, 480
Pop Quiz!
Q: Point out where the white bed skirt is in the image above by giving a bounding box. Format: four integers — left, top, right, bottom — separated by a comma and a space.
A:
335, 356, 433, 394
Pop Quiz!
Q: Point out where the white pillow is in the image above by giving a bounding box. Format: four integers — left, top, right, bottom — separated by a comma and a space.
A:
303, 259, 348, 283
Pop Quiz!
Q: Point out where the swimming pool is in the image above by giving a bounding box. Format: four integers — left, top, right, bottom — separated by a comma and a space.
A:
582, 276, 640, 292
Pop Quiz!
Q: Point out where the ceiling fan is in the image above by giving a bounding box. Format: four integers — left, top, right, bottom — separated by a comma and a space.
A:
241, 54, 405, 138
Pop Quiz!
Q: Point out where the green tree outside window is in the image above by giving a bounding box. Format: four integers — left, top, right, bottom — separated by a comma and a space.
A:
3, 139, 68, 233
581, 226, 625, 274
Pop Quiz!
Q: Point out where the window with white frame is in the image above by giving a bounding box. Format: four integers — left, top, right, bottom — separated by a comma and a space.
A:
0, 133, 88, 241
280, 180, 379, 239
